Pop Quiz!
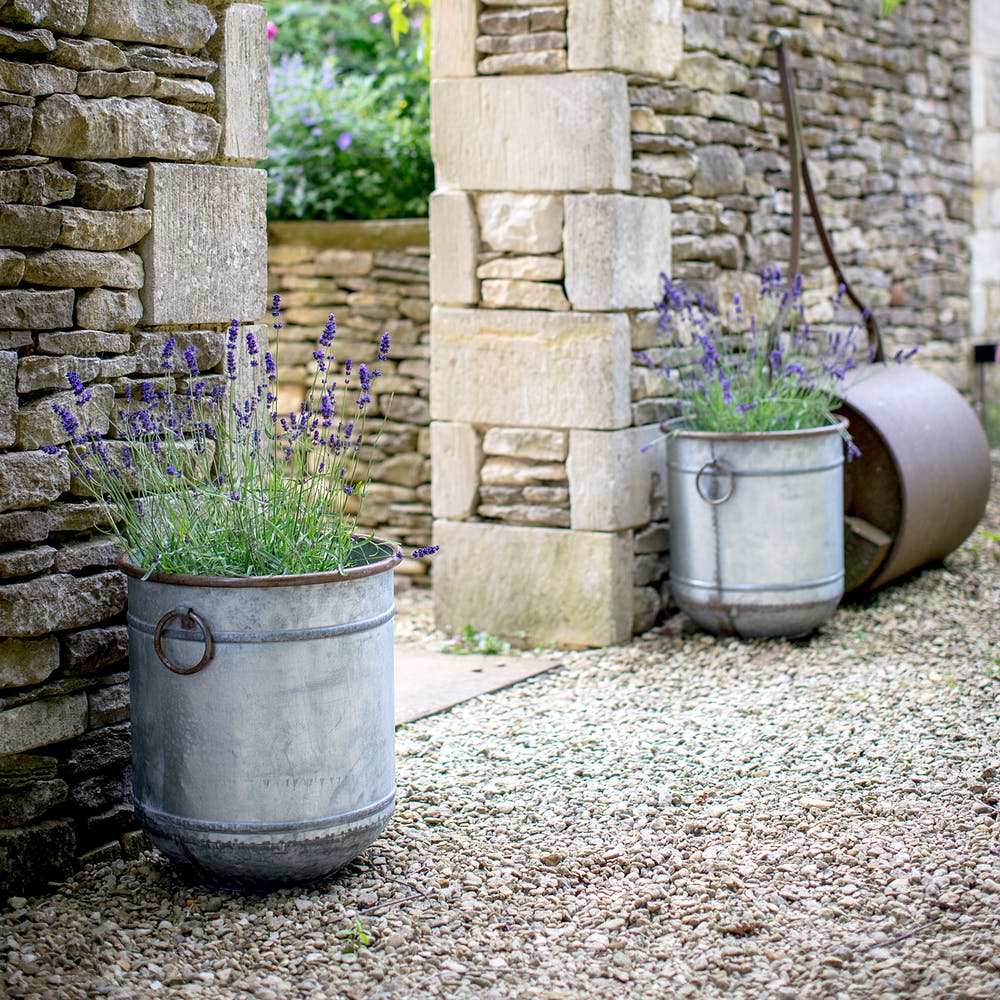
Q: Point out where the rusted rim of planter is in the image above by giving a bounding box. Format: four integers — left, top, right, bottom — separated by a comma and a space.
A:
661, 416, 849, 441
118, 537, 401, 588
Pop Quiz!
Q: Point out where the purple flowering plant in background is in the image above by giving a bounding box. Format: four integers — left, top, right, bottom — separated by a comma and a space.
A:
646, 269, 900, 452
47, 298, 437, 577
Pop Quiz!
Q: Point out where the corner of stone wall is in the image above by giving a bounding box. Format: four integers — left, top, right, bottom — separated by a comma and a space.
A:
0, 0, 268, 898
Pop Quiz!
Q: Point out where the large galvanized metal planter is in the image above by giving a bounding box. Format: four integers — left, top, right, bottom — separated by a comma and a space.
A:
121, 542, 399, 889
666, 420, 847, 638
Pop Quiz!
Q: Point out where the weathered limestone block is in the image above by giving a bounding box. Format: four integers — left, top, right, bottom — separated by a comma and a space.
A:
0, 818, 74, 897
0, 450, 70, 512
0, 162, 75, 204
132, 329, 223, 374
88, 682, 129, 728
481, 458, 566, 485
431, 0, 478, 78
72, 161, 148, 210
694, 144, 745, 197
434, 519, 634, 647
568, 0, 682, 77
0, 0, 86, 35
432, 74, 631, 192
430, 421, 481, 519
53, 538, 119, 573
478, 256, 564, 281
210, 3, 268, 161
0, 544, 55, 578
481, 279, 569, 311
0, 778, 67, 827
564, 194, 672, 310
126, 46, 216, 78
0, 752, 56, 787
0, 692, 88, 753
85, 0, 217, 54
973, 1, 1000, 59
62, 624, 128, 675
0, 203, 62, 246
29, 63, 75, 96
140, 163, 267, 324
677, 52, 750, 95
152, 76, 214, 102
567, 425, 667, 531
23, 249, 143, 289
429, 191, 478, 305
0, 349, 15, 446
17, 355, 100, 393
76, 69, 156, 99
0, 571, 126, 639
0, 636, 59, 688
75, 288, 142, 330
482, 426, 567, 460
431, 307, 632, 429
633, 585, 661, 635
0, 249, 26, 286
478, 194, 563, 253
0, 103, 32, 152
15, 383, 114, 449
477, 31, 566, 55
0, 510, 48, 544
0, 330, 30, 349
0, 288, 74, 328
0, 56, 34, 92
37, 330, 129, 354
59, 207, 152, 251
51, 36, 127, 71
0, 25, 55, 55
478, 50, 567, 75
31, 95, 221, 162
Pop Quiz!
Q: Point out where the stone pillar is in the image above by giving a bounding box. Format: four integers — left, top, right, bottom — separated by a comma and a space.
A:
429, 0, 678, 647
971, 0, 1000, 367
0, 0, 268, 897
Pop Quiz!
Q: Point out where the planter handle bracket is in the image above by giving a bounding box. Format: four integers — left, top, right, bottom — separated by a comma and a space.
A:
154, 606, 215, 675
695, 460, 735, 505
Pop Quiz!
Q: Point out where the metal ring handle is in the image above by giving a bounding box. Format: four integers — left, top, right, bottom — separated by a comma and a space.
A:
695, 460, 735, 505
153, 607, 214, 675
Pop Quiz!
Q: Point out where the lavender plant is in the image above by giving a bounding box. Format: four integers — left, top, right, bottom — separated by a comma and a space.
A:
46, 297, 437, 578
649, 269, 902, 447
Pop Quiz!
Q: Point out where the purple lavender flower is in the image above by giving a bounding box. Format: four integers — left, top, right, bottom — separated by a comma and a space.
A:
66, 371, 92, 405
53, 403, 79, 438
270, 294, 281, 318
377, 331, 391, 361
226, 319, 239, 380
336, 131, 353, 151
161, 337, 176, 370
264, 351, 277, 382
319, 315, 336, 347
411, 546, 440, 559
184, 346, 199, 377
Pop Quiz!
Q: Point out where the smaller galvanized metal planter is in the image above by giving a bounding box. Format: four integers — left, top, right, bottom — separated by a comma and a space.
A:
666, 420, 847, 638
122, 542, 399, 889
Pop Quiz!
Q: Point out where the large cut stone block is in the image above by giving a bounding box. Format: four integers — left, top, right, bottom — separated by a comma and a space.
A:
31, 95, 221, 161
23, 250, 143, 289
432, 0, 477, 78
210, 3, 268, 162
568, 0, 682, 77
567, 424, 667, 531
430, 192, 479, 305
0, 637, 59, 689
564, 194, 671, 310
430, 421, 481, 519
973, 1, 1000, 60
0, 350, 15, 447
0, 288, 74, 329
433, 519, 634, 647
432, 74, 631, 192
140, 164, 267, 324
431, 307, 632, 429
85, 0, 217, 53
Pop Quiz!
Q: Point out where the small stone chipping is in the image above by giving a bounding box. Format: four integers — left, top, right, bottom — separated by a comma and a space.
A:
2, 455, 999, 999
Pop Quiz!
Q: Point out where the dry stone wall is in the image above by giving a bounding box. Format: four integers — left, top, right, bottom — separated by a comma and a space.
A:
0, 0, 267, 897
266, 221, 432, 587
430, 0, 976, 648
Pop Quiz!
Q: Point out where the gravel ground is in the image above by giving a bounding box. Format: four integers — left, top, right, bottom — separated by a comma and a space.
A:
3, 454, 999, 999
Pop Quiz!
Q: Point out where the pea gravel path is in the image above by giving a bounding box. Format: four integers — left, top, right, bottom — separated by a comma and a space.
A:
3, 456, 999, 999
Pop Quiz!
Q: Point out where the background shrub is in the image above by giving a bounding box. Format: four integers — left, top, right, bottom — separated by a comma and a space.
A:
264, 0, 432, 221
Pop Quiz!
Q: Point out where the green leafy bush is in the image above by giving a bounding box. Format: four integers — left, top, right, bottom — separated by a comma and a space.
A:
264, 0, 432, 221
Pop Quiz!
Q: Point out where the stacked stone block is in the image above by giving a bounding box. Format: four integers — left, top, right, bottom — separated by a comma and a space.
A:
265, 220, 433, 587
0, 0, 267, 897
